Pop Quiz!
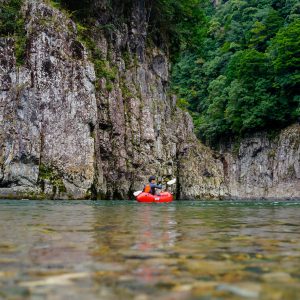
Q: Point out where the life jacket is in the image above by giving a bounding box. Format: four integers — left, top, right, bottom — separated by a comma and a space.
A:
143, 184, 151, 193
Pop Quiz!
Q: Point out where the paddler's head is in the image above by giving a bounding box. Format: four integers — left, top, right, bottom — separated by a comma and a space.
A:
149, 176, 156, 183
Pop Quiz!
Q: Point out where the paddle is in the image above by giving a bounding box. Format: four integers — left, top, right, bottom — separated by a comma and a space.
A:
133, 178, 177, 197
167, 178, 176, 186
133, 190, 143, 197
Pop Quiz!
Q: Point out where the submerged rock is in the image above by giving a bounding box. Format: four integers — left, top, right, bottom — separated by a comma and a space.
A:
20, 272, 90, 287
262, 272, 294, 283
216, 283, 260, 298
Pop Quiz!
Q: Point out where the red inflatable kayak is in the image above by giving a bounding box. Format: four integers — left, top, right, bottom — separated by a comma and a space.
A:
136, 192, 173, 203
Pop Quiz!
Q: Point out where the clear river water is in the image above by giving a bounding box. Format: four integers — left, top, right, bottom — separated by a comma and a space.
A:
0, 200, 300, 300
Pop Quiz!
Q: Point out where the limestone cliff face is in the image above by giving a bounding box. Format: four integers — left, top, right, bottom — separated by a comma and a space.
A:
0, 0, 224, 199
222, 124, 300, 200
90, 1, 227, 199
0, 1, 97, 199
0, 0, 298, 200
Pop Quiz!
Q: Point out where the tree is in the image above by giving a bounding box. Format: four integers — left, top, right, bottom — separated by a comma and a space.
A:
171, 0, 300, 144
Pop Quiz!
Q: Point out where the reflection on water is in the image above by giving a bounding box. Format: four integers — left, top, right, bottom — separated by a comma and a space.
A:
1, 200, 300, 299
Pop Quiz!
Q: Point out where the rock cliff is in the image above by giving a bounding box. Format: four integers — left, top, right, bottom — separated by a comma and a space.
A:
0, 0, 225, 199
222, 124, 300, 200
0, 0, 299, 200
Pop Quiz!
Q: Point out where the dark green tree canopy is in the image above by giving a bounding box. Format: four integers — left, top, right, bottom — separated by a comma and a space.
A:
172, 0, 300, 144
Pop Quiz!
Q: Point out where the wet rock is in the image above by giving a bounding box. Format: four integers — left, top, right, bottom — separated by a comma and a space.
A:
184, 259, 238, 276
261, 283, 300, 300
0, 286, 30, 299
216, 283, 261, 298
172, 284, 193, 292
20, 272, 90, 287
190, 281, 221, 299
262, 272, 294, 283
134, 294, 149, 300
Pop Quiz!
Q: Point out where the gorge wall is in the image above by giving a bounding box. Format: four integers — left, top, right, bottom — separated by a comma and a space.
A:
222, 124, 300, 200
0, 0, 299, 200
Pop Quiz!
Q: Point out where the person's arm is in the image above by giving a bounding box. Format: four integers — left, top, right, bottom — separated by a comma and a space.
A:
151, 183, 163, 189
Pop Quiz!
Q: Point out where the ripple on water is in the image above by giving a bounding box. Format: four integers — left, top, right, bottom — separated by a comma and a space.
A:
0, 199, 300, 299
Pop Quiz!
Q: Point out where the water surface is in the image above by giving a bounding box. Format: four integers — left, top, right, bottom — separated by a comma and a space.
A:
1, 200, 300, 299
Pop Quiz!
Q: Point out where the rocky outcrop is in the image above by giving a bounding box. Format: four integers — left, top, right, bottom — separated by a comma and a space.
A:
0, 0, 299, 200
222, 124, 300, 200
0, 1, 97, 199
0, 0, 224, 199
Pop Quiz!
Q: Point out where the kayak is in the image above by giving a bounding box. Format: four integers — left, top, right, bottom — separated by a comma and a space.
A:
136, 192, 173, 203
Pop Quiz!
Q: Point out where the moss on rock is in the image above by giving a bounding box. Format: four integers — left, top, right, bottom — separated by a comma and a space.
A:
38, 164, 67, 195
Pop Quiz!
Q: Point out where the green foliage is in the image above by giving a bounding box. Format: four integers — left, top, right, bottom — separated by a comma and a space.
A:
94, 59, 117, 82
50, 0, 93, 18
176, 98, 190, 111
268, 19, 300, 74
77, 25, 117, 88
149, 0, 207, 59
38, 164, 66, 194
268, 19, 300, 117
0, 0, 22, 35
172, 0, 300, 143
0, 0, 26, 65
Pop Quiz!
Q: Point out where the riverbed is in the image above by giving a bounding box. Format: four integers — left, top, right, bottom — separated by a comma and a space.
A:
0, 200, 300, 299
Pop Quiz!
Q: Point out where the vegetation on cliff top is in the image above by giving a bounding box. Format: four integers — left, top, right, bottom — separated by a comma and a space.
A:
172, 0, 300, 144
0, 0, 26, 65
148, 0, 207, 59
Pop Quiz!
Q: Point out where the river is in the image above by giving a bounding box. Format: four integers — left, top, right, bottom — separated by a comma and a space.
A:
0, 200, 300, 299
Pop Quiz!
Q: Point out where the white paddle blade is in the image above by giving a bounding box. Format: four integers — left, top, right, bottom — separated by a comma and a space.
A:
167, 178, 176, 185
133, 191, 143, 197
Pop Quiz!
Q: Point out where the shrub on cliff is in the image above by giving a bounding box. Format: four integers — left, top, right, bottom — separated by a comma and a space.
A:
0, 0, 26, 65
149, 0, 207, 58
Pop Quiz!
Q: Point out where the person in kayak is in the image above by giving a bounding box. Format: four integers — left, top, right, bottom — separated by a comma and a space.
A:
143, 176, 163, 195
